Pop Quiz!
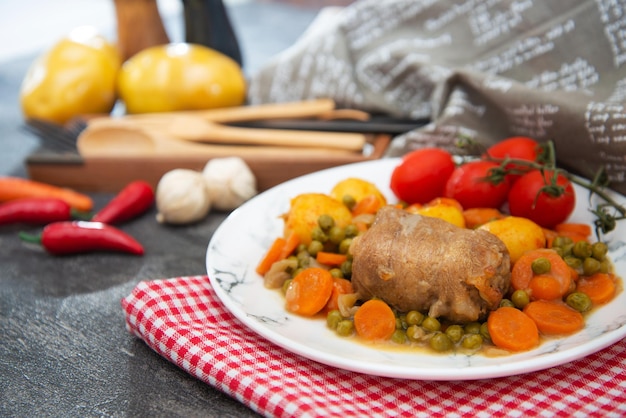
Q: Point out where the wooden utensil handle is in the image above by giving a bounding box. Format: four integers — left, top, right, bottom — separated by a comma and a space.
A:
113, 0, 169, 60
184, 124, 367, 151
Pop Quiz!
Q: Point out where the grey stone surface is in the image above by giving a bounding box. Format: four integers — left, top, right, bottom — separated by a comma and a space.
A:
1, 2, 319, 416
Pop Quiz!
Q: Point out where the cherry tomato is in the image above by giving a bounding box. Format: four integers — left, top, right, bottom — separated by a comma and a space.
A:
484, 137, 543, 182
508, 169, 576, 229
390, 148, 455, 204
444, 161, 510, 209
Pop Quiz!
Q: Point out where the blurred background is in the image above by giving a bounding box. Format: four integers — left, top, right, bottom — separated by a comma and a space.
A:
0, 0, 355, 69
0, 0, 354, 178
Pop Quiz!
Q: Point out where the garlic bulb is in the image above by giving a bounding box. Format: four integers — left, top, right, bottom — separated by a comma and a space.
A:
202, 157, 258, 211
155, 169, 211, 224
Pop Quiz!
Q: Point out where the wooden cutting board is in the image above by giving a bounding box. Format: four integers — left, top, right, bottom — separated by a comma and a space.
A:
26, 134, 391, 193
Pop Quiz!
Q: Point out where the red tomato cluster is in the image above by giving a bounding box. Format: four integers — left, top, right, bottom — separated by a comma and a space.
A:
389, 137, 576, 228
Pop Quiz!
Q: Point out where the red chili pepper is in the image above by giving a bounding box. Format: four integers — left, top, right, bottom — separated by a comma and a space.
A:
19, 221, 144, 256
92, 180, 155, 225
0, 198, 91, 225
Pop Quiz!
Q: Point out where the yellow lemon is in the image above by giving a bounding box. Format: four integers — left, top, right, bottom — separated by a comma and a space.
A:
20, 26, 121, 124
117, 43, 246, 114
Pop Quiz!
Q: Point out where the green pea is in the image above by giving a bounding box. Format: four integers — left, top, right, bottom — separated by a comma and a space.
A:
391, 329, 407, 344
561, 242, 575, 257
429, 332, 453, 352
296, 251, 310, 268
311, 226, 328, 243
338, 237, 353, 254
564, 256, 582, 270
406, 310, 424, 326
573, 241, 593, 259
340, 260, 352, 277
591, 242, 608, 261
566, 292, 592, 313
344, 224, 359, 238
552, 236, 574, 249
464, 322, 481, 335
307, 240, 324, 256
479, 322, 491, 341
329, 268, 344, 279
342, 195, 356, 210
336, 320, 354, 336
395, 317, 405, 330
406, 325, 425, 341
499, 299, 515, 308
461, 333, 483, 350
583, 257, 601, 276
317, 214, 335, 231
445, 325, 464, 343
511, 290, 530, 309
328, 226, 346, 245
531, 257, 551, 275
599, 260, 610, 274
422, 316, 441, 332
326, 310, 342, 329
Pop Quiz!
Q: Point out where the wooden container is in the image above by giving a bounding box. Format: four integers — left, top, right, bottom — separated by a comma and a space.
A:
26, 134, 390, 193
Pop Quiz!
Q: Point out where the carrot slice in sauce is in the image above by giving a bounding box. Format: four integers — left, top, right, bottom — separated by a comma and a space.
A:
576, 273, 616, 305
487, 307, 539, 352
353, 299, 396, 341
285, 267, 334, 316
523, 300, 584, 335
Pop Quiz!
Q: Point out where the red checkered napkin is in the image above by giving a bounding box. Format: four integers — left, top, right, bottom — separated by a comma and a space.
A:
122, 276, 626, 418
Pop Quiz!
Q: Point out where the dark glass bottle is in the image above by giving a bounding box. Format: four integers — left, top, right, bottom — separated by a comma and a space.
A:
181, 0, 243, 67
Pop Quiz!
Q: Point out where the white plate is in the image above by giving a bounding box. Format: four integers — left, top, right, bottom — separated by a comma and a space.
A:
206, 159, 626, 380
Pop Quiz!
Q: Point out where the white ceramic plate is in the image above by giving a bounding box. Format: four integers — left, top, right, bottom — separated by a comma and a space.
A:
206, 159, 626, 380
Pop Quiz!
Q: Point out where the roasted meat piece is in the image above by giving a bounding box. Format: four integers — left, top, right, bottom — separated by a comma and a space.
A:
350, 206, 511, 323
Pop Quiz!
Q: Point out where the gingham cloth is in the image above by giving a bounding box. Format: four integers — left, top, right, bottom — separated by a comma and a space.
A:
121, 276, 626, 417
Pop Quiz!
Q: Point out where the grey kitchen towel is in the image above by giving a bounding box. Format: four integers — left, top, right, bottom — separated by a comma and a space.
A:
247, 0, 626, 194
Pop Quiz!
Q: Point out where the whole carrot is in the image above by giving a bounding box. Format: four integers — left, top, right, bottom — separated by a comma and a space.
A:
0, 177, 93, 212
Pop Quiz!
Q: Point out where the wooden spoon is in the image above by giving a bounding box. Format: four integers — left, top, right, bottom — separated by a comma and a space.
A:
166, 117, 367, 150
87, 98, 338, 128
76, 123, 363, 157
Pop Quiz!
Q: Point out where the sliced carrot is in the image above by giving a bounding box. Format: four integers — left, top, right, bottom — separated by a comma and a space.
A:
256, 237, 287, 276
487, 306, 539, 352
0, 176, 93, 212
351, 194, 383, 216
576, 273, 616, 305
555, 223, 592, 238
279, 230, 301, 259
528, 274, 563, 300
523, 300, 584, 335
511, 249, 571, 300
285, 267, 334, 316
316, 251, 348, 266
463, 207, 505, 229
353, 299, 396, 341
324, 278, 354, 313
